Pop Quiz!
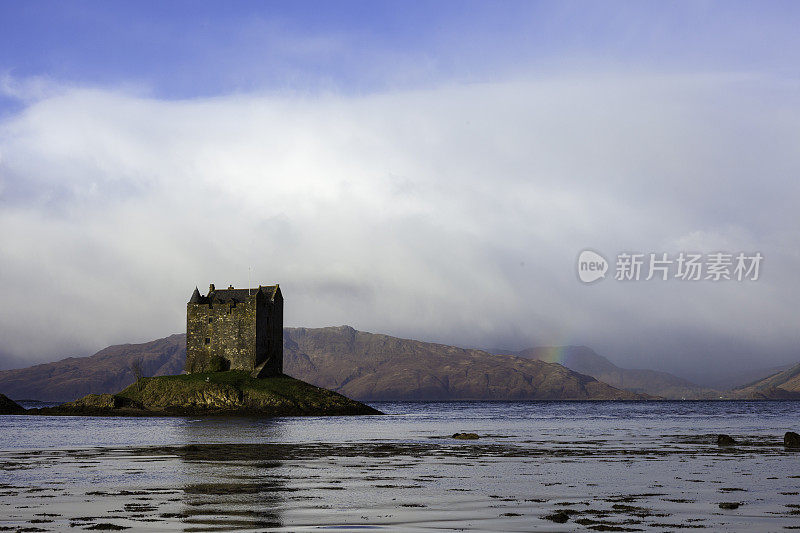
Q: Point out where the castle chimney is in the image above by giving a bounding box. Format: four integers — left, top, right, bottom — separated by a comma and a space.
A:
208, 283, 215, 294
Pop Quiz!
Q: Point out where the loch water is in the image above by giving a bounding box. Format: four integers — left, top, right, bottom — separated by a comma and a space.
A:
1, 400, 799, 531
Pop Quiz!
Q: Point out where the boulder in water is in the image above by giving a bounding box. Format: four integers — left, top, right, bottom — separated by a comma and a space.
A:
784, 431, 800, 448
719, 502, 740, 510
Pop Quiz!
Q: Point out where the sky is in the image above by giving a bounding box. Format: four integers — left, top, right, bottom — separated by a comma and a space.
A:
0, 1, 799, 384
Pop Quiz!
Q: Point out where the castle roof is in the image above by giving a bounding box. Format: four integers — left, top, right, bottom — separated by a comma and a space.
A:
189, 287, 202, 303
190, 284, 280, 304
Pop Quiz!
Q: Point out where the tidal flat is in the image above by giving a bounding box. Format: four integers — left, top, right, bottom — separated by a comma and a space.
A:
1, 401, 799, 532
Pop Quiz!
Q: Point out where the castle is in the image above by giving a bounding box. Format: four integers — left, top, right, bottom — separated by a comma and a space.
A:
186, 283, 283, 378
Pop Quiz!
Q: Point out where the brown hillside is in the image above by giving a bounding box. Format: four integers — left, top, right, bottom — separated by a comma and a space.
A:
732, 362, 800, 399
284, 326, 643, 400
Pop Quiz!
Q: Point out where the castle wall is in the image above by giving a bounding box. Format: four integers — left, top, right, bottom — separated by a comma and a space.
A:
186, 299, 257, 372
255, 292, 283, 376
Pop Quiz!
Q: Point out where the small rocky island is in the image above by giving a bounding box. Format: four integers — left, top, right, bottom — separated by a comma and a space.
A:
32, 371, 379, 416
2, 283, 380, 417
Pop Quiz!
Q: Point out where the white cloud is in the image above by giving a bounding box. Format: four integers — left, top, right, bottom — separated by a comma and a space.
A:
1, 73, 799, 377
0, 73, 66, 103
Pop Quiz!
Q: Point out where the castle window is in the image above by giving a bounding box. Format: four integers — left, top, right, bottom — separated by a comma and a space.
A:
208, 318, 213, 323
204, 338, 210, 344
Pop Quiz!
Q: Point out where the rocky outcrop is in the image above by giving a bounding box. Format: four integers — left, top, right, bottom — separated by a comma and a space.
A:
69, 393, 140, 409
32, 372, 380, 417
0, 393, 24, 414
785, 431, 800, 449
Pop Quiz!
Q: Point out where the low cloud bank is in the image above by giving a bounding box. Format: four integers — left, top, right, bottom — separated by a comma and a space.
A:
1, 74, 798, 378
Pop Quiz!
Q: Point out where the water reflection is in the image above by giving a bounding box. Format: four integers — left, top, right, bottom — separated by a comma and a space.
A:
176, 417, 287, 531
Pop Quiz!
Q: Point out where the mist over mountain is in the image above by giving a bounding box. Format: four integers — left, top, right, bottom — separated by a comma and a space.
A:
697, 364, 795, 391
496, 345, 720, 399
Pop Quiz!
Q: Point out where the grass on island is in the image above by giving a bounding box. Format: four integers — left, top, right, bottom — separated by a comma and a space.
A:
117, 371, 328, 403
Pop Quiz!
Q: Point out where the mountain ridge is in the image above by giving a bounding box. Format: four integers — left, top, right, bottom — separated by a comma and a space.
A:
0, 326, 644, 402
283, 326, 643, 401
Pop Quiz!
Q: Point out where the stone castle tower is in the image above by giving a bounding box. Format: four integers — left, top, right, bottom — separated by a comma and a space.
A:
186, 283, 283, 378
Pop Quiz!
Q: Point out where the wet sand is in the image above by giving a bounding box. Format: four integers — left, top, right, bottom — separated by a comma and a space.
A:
1, 432, 799, 531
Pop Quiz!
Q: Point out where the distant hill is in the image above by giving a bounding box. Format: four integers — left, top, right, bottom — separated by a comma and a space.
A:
497, 345, 719, 399
731, 362, 800, 399
0, 334, 185, 402
0, 326, 643, 402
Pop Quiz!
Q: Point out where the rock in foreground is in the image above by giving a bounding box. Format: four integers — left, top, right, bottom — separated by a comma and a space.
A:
0, 393, 25, 414
34, 372, 381, 417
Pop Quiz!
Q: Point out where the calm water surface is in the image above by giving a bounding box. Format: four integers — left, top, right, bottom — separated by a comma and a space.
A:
1, 401, 799, 531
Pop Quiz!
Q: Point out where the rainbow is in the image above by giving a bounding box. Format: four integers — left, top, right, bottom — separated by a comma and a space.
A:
530, 345, 574, 365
